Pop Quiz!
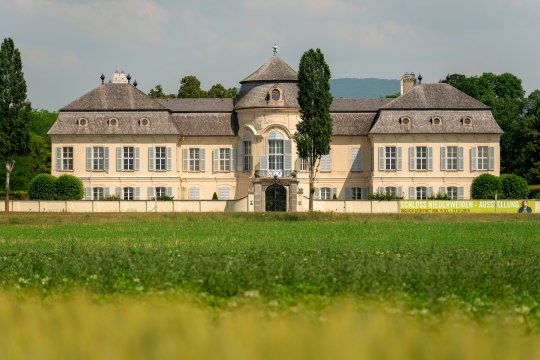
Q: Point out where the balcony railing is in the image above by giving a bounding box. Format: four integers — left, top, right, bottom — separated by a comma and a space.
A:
258, 170, 292, 178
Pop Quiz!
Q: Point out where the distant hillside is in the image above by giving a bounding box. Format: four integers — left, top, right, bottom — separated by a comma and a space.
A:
330, 78, 400, 99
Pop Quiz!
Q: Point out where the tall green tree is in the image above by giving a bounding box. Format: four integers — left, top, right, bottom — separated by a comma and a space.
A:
207, 83, 238, 99
178, 75, 205, 98
0, 38, 31, 211
148, 84, 175, 99
294, 48, 333, 211
523, 90, 540, 184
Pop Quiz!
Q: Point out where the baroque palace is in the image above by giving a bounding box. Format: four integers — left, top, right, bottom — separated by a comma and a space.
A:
48, 52, 502, 211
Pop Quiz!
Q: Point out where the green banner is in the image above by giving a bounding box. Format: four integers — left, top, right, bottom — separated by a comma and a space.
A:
399, 200, 535, 214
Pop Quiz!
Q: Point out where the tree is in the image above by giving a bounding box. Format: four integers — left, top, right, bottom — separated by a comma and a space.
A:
500, 174, 529, 199
471, 174, 501, 199
148, 84, 175, 99
178, 75, 205, 98
523, 90, 540, 184
294, 48, 333, 211
0, 38, 31, 211
207, 83, 238, 99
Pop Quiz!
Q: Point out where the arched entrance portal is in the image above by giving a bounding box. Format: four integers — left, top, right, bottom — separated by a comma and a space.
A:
265, 183, 287, 212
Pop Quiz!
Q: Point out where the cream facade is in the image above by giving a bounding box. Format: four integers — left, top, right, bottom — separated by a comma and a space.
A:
48, 56, 503, 211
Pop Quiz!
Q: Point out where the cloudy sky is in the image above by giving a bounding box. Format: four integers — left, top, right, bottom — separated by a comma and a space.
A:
1, 0, 539, 110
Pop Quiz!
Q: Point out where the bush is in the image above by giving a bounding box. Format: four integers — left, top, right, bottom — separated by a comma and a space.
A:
471, 174, 501, 199
0, 190, 29, 200
156, 195, 174, 201
429, 192, 451, 200
29, 174, 57, 200
212, 192, 218, 200
103, 195, 120, 201
500, 174, 529, 199
55, 174, 84, 200
368, 193, 403, 201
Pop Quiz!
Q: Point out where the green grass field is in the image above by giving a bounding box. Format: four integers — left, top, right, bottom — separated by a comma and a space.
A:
1, 212, 539, 359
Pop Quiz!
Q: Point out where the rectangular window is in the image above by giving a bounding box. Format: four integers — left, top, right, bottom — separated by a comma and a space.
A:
219, 148, 231, 172
416, 187, 427, 200
123, 187, 134, 201
155, 146, 166, 170
189, 148, 200, 172
269, 140, 284, 171
386, 187, 397, 197
447, 187, 458, 200
447, 146, 458, 170
299, 158, 309, 172
93, 147, 105, 170
243, 141, 252, 171
218, 186, 230, 200
385, 146, 396, 170
416, 146, 427, 170
351, 187, 362, 200
188, 187, 200, 200
155, 187, 166, 198
320, 187, 331, 200
477, 146, 489, 170
123, 146, 134, 170
62, 147, 73, 171
93, 187, 104, 200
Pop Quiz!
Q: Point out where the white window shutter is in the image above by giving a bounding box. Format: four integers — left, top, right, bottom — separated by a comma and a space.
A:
321, 153, 331, 172
104, 147, 109, 171
213, 148, 219, 172
427, 147, 433, 171
55, 147, 61, 171
166, 187, 172, 197
458, 187, 465, 200
345, 187, 351, 200
237, 141, 244, 171
351, 148, 360, 172
427, 187, 433, 198
358, 148, 363, 172
440, 146, 446, 171
314, 188, 320, 200
260, 155, 268, 172
397, 147, 402, 171
489, 146, 495, 171
332, 187, 337, 199
104, 188, 109, 197
115, 187, 122, 197
183, 148, 189, 172
231, 148, 236, 172
86, 147, 92, 171
458, 147, 464, 171
85, 187, 92, 200
116, 147, 122, 171
378, 147, 384, 171
147, 187, 154, 200
135, 147, 140, 171
409, 187, 416, 200
470, 147, 477, 171
218, 186, 230, 200
409, 147, 415, 171
166, 147, 172, 171
439, 187, 446, 196
200, 148, 206, 172
148, 147, 155, 171
361, 187, 369, 200
134, 187, 140, 200
377, 186, 384, 195
397, 187, 403, 197
284, 140, 292, 173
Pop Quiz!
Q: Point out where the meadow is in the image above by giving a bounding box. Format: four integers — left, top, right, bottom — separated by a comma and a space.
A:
0, 212, 539, 358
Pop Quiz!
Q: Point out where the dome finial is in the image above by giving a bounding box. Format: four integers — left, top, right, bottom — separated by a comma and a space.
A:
273, 44, 278, 56
418, 73, 423, 84
100, 73, 105, 84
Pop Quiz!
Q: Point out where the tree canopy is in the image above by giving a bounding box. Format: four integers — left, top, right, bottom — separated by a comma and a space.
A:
148, 84, 176, 99
295, 48, 333, 211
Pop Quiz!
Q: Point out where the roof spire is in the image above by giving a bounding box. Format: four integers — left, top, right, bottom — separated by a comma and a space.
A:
273, 43, 278, 56
418, 73, 423, 84
100, 73, 105, 84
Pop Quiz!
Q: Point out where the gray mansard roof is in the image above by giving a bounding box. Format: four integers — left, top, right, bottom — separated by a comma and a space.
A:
172, 113, 238, 136
240, 56, 298, 83
157, 98, 234, 112
235, 82, 300, 110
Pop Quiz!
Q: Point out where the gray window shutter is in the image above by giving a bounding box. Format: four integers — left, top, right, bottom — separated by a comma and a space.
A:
351, 148, 360, 172
115, 187, 122, 197
166, 187, 172, 197
439, 187, 446, 196
200, 148, 206, 172
361, 187, 369, 200
55, 147, 61, 171
183, 148, 188, 172
409, 186, 416, 200
489, 146, 495, 171
345, 187, 351, 200
458, 187, 464, 200
116, 147, 122, 171
237, 141, 244, 171
427, 187, 433, 198
314, 188, 320, 200
104, 187, 109, 197
378, 186, 385, 194
378, 147, 384, 171
397, 187, 403, 197
86, 147, 92, 171
135, 147, 140, 171
397, 147, 402, 171
470, 147, 477, 171
440, 146, 446, 171
85, 187, 92, 200
427, 147, 433, 171
231, 148, 236, 172
134, 187, 140, 200
148, 147, 155, 171
332, 187, 337, 199
213, 148, 219, 172
409, 147, 415, 171
104, 147, 109, 171
458, 147, 464, 171
284, 140, 292, 172
166, 147, 172, 171
358, 148, 363, 172
147, 187, 154, 200
260, 155, 268, 172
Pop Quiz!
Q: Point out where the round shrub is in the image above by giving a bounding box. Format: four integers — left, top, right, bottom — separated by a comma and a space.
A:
471, 174, 501, 199
29, 174, 57, 200
500, 174, 529, 199
55, 174, 84, 200
529, 189, 540, 199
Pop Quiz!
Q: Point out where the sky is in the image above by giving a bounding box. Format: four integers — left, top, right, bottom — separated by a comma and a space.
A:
1, 0, 539, 111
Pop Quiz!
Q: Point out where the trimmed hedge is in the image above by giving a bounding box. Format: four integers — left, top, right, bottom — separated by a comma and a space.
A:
500, 174, 529, 199
29, 174, 57, 200
0, 190, 29, 200
55, 174, 84, 200
471, 174, 501, 199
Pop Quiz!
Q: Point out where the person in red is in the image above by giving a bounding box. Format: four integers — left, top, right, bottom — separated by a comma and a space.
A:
518, 200, 532, 214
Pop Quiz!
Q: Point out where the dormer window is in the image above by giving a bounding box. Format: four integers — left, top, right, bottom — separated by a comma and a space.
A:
399, 117, 411, 125
431, 117, 442, 125
139, 118, 150, 126
462, 117, 473, 125
109, 118, 118, 126
78, 118, 88, 126
271, 89, 281, 101
267, 87, 284, 105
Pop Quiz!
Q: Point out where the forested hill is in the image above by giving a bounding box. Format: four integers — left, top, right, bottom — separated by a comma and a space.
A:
330, 78, 400, 98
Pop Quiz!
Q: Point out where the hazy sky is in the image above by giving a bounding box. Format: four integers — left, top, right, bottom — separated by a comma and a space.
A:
1, 0, 539, 110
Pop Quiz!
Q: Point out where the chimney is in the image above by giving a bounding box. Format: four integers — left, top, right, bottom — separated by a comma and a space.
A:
111, 71, 129, 84
400, 72, 417, 95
